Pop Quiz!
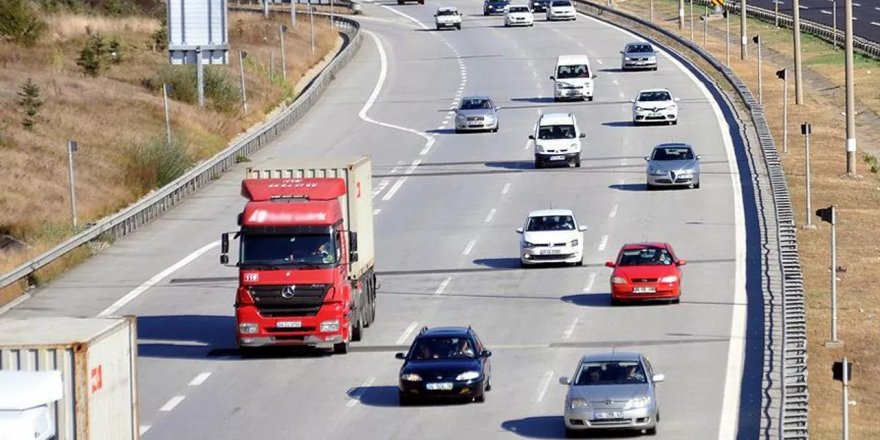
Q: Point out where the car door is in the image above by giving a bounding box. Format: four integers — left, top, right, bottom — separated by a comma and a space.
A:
473, 332, 491, 380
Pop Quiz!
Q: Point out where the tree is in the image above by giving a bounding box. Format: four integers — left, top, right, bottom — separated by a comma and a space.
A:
77, 33, 108, 76
18, 78, 43, 131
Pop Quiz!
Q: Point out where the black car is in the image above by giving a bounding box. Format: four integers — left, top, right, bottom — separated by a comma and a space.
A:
396, 326, 492, 405
483, 0, 510, 15
531, 0, 551, 12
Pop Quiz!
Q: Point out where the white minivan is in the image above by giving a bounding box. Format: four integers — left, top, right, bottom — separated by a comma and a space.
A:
550, 54, 596, 101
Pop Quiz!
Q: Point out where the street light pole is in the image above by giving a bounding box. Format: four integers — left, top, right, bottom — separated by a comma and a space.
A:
832, 0, 837, 49
679, 0, 685, 30
690, 0, 694, 41
239, 50, 248, 113
726, 9, 730, 66
741, 0, 748, 60
291, 0, 296, 26
703, 5, 708, 46
793, 0, 804, 104
279, 25, 287, 80
777, 69, 788, 153
162, 83, 172, 145
310, 5, 315, 54
802, 123, 814, 229
650, 0, 654, 22
753, 35, 762, 104
844, 0, 857, 175
67, 140, 78, 230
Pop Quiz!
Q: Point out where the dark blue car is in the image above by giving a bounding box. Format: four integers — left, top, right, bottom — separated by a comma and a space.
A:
396, 326, 493, 405
483, 0, 510, 15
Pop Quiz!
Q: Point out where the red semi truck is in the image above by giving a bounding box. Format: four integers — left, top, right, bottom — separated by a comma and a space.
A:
220, 156, 377, 354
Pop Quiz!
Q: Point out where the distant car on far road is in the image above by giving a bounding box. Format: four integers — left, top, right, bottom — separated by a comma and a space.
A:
484, 0, 510, 15
546, 0, 576, 21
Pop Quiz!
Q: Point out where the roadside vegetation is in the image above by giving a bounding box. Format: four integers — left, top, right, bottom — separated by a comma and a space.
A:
0, 0, 341, 300
608, 1, 880, 437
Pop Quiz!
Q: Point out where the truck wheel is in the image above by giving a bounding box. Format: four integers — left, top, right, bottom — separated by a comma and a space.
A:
352, 314, 364, 342
333, 341, 350, 354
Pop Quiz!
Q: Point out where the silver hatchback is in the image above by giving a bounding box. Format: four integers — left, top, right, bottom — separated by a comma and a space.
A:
645, 143, 701, 189
454, 96, 499, 133
560, 352, 664, 437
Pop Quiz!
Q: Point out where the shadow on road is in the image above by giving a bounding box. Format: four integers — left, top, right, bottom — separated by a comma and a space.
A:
601, 121, 634, 128
472, 257, 523, 269
347, 385, 474, 407
500, 416, 565, 438
607, 183, 646, 192
559, 293, 611, 307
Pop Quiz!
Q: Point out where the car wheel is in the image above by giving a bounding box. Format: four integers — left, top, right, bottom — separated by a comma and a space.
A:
564, 427, 579, 438
239, 346, 261, 359
492, 123, 499, 132
436, 25, 441, 30
474, 390, 486, 403
652, 66, 658, 71
577, 259, 584, 266
456, 24, 461, 30
633, 120, 640, 127
646, 425, 658, 436
535, 156, 543, 169
646, 182, 655, 191
399, 391, 413, 406
588, 96, 593, 102
397, 0, 402, 4
611, 297, 623, 306
485, 380, 492, 391
574, 157, 581, 167
333, 340, 349, 354
484, 11, 489, 15
671, 297, 681, 304
694, 182, 700, 189
672, 120, 678, 125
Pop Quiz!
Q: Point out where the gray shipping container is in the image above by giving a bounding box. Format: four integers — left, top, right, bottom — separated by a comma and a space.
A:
246, 155, 375, 279
0, 317, 139, 440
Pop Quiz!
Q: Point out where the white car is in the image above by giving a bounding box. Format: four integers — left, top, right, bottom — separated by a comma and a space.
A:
546, 0, 576, 21
631, 88, 679, 126
434, 7, 462, 30
529, 112, 585, 168
517, 209, 587, 267
505, 5, 534, 26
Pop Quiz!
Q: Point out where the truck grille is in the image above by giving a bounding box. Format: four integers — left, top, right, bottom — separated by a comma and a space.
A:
249, 284, 330, 317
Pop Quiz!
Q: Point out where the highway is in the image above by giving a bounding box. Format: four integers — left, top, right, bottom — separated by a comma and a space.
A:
4, 2, 757, 439
749, 0, 880, 44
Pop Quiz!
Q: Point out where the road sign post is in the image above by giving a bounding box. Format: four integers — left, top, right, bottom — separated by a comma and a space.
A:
163, 83, 172, 144
793, 0, 804, 104
167, 0, 229, 109
832, 359, 852, 439
725, 9, 730, 66
817, 206, 841, 347
777, 69, 788, 153
239, 50, 248, 113
753, 35, 762, 104
690, 0, 694, 41
280, 25, 287, 80
803, 123, 815, 229
844, 0, 858, 176
741, 0, 748, 60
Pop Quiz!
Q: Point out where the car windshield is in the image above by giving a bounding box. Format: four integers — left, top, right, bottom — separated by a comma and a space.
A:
437, 9, 457, 15
488, 0, 509, 4
410, 337, 476, 360
509, 6, 529, 12
526, 215, 576, 231
626, 44, 653, 53
537, 124, 576, 139
240, 233, 338, 267
651, 146, 694, 160
556, 64, 590, 79
460, 99, 492, 110
638, 91, 671, 102
618, 247, 673, 266
551, 0, 571, 6
574, 361, 647, 385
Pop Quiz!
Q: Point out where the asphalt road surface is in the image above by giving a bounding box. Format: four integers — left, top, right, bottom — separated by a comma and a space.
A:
748, 0, 880, 43
4, 3, 757, 439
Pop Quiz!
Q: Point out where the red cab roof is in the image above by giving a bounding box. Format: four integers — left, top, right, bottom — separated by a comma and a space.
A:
242, 200, 343, 226
241, 178, 346, 202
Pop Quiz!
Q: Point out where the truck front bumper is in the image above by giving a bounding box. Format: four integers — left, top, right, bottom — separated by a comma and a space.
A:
235, 307, 349, 348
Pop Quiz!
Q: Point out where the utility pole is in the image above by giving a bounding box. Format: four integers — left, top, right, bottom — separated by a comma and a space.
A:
331, 0, 335, 26
832, 0, 837, 49
263, 0, 269, 18
269, 52, 274, 81
844, 0, 857, 175
279, 25, 287, 80
690, 0, 694, 41
310, 5, 315, 54
703, 5, 708, 46
679, 0, 685, 30
650, 0, 654, 22
753, 35, 762, 104
196, 46, 205, 108
162, 83, 172, 145
239, 50, 248, 113
802, 123, 815, 229
817, 205, 840, 346
793, 0, 804, 104
777, 69, 788, 153
67, 140, 78, 230
741, 0, 748, 60
291, 0, 296, 26
725, 9, 730, 66
832, 359, 852, 439
774, 0, 779, 27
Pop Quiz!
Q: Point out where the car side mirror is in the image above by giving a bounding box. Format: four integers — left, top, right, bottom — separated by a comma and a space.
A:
644, 156, 650, 161
629, 99, 636, 103
696, 155, 702, 160
605, 261, 615, 268
395, 352, 406, 360
674, 97, 680, 102
480, 350, 492, 358
578, 225, 587, 231
516, 228, 524, 234
558, 376, 570, 385
579, 133, 586, 138
676, 259, 687, 266
549, 75, 555, 80
652, 373, 665, 383
619, 50, 625, 54
528, 135, 535, 140
591, 73, 597, 79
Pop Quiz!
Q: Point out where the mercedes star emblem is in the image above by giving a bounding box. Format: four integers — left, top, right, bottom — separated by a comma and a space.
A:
281, 285, 297, 299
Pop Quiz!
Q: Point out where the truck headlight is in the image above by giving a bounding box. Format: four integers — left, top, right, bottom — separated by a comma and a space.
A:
625, 396, 651, 409
611, 276, 628, 284
320, 320, 340, 332
239, 323, 258, 334
456, 371, 481, 381
401, 373, 422, 382
660, 275, 678, 283
570, 398, 589, 409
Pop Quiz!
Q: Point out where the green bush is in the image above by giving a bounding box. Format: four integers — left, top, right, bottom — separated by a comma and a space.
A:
127, 136, 193, 190
0, 0, 48, 46
18, 78, 43, 131
865, 154, 879, 174
142, 65, 241, 113
76, 33, 108, 76
150, 19, 167, 51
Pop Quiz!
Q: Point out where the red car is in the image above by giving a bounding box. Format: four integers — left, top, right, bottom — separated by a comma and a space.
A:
605, 242, 685, 305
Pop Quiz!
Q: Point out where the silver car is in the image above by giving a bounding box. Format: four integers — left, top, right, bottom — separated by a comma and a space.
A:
620, 42, 658, 71
645, 143, 701, 190
560, 352, 664, 437
454, 96, 499, 133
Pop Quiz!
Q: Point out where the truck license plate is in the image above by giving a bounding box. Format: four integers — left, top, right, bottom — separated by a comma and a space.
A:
633, 286, 656, 294
426, 382, 454, 390
276, 321, 302, 328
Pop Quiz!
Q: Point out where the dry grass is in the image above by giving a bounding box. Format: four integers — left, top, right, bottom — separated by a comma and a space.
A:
609, 1, 880, 437
0, 11, 340, 277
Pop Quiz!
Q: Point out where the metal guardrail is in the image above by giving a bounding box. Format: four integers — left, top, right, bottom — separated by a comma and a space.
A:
572, 2, 808, 439
0, 16, 363, 292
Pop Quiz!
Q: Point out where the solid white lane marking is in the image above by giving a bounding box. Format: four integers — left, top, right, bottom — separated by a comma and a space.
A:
609, 204, 618, 218
347, 377, 375, 407
419, 146, 430, 155
434, 277, 452, 296
140, 426, 151, 436
462, 239, 476, 256
98, 241, 219, 317
535, 371, 554, 403
485, 208, 497, 223
159, 396, 186, 412
820, 10, 831, 14
501, 182, 511, 194
583, 273, 597, 292
188, 372, 212, 386
598, 235, 608, 251
563, 317, 578, 339
382, 4, 429, 29
397, 322, 418, 344
373, 209, 381, 215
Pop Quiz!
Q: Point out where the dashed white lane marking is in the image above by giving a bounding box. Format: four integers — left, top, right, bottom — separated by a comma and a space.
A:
485, 208, 497, 223
612, 79, 619, 85
596, 58, 603, 64
524, 140, 532, 150
397, 322, 419, 344
871, 21, 880, 27
98, 241, 219, 317
609, 204, 618, 218
140, 426, 151, 436
434, 277, 452, 296
372, 179, 390, 198
373, 209, 381, 215
563, 317, 578, 339
535, 371, 554, 403
501, 182, 511, 194
462, 239, 477, 256
583, 273, 597, 292
188, 372, 212, 386
382, 159, 421, 201
619, 91, 625, 99
347, 377, 375, 407
598, 235, 609, 251
159, 396, 186, 412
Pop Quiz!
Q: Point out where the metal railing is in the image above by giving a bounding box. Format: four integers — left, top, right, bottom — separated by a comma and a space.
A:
571, 1, 809, 439
0, 16, 363, 292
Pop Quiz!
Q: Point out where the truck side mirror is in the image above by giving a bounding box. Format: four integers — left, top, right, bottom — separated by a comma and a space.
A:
221, 233, 229, 254
237, 213, 243, 226
350, 251, 359, 263
349, 231, 358, 252
220, 254, 229, 265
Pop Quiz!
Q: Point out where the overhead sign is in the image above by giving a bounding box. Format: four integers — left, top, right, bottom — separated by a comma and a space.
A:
167, 0, 229, 65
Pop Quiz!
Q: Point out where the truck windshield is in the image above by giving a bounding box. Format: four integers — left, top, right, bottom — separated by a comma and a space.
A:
240, 233, 338, 267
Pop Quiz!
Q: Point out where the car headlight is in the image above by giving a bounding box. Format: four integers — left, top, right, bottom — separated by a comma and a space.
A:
624, 56, 631, 61
660, 275, 678, 283
569, 398, 589, 409
485, 114, 496, 121
523, 241, 536, 249
649, 56, 657, 61
555, 82, 565, 89
635, 106, 644, 111
669, 104, 677, 110
535, 145, 545, 153
625, 396, 651, 409
401, 373, 423, 382
239, 323, 258, 334
569, 143, 579, 150
611, 276, 628, 284
649, 168, 665, 175
677, 169, 693, 176
455, 114, 466, 121
456, 371, 481, 381
320, 320, 340, 332
569, 239, 579, 247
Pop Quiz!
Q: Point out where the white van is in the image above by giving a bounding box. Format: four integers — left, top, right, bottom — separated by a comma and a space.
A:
528, 112, 585, 169
550, 55, 596, 102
